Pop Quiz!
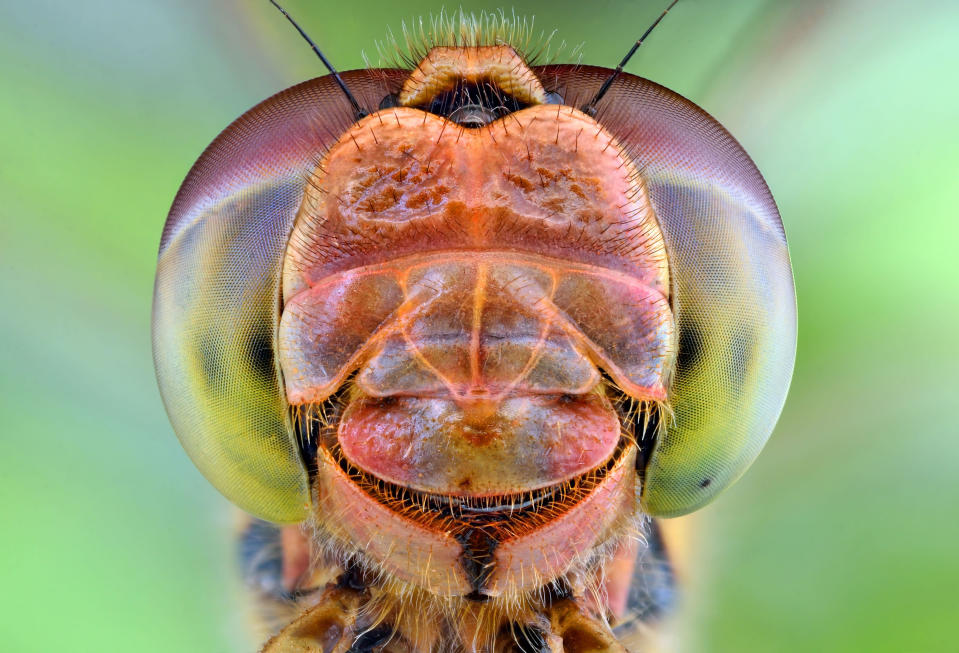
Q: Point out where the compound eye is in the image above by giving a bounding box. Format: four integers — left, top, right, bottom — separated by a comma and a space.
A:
539, 66, 796, 517
153, 71, 404, 523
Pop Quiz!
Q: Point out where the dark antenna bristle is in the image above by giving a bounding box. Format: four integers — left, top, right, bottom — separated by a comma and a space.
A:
269, 0, 367, 119
583, 0, 681, 115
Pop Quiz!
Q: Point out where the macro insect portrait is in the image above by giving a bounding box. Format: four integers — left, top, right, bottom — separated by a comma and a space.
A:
152, 1, 796, 651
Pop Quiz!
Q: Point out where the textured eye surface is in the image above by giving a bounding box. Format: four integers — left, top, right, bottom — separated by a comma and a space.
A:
541, 66, 796, 516
154, 65, 795, 522
153, 71, 408, 522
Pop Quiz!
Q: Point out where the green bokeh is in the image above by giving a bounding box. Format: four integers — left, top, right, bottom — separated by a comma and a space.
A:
1, 1, 955, 651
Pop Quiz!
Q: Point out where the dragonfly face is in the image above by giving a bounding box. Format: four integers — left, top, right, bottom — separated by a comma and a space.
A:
153, 13, 795, 653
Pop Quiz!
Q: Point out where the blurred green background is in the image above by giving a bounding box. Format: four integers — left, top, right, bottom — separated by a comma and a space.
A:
1, 0, 956, 651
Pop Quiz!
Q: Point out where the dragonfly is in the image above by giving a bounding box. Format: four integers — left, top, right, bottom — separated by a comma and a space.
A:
152, 2, 796, 650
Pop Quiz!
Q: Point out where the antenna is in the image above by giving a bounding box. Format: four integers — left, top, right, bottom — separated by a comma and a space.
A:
269, 0, 367, 118
583, 0, 680, 115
